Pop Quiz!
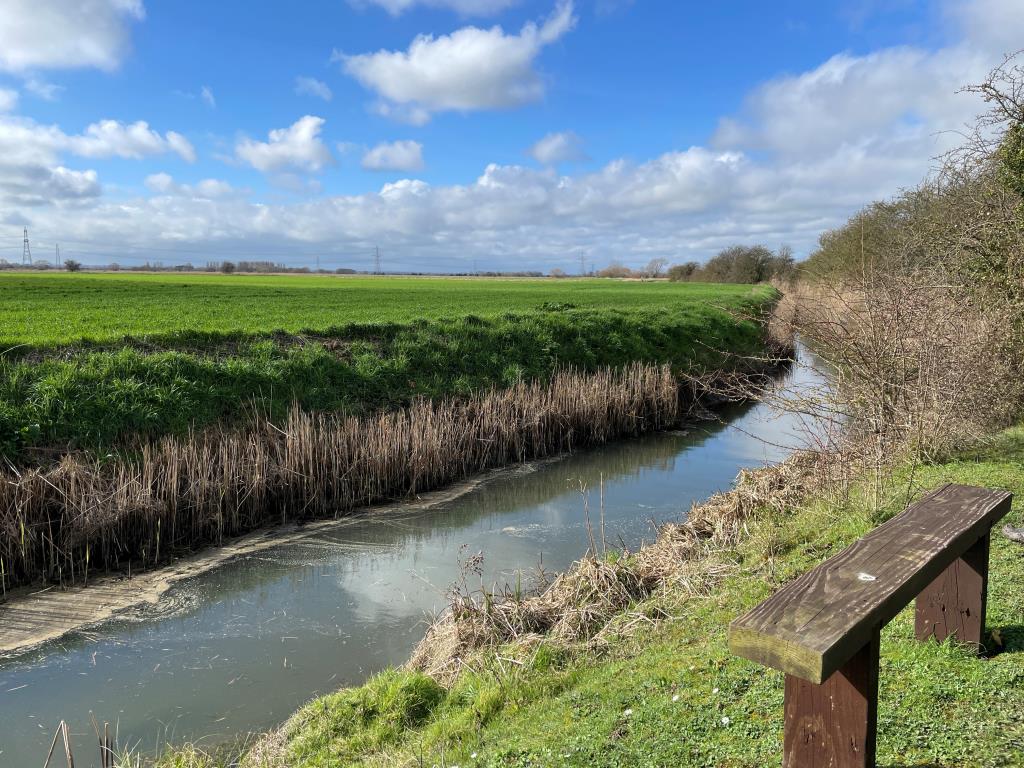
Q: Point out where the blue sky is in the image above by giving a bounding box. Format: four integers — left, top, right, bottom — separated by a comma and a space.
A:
0, 0, 1018, 272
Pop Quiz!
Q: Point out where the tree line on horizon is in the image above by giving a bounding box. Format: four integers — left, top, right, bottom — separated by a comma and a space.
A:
553, 244, 796, 283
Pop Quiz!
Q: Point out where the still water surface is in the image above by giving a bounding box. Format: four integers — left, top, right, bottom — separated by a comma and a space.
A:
0, 354, 825, 764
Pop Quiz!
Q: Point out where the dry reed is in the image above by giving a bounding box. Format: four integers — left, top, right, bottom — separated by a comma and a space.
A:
407, 449, 830, 683
0, 363, 684, 590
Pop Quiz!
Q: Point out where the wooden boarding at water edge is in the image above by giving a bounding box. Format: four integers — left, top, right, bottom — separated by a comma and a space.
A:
728, 483, 1014, 767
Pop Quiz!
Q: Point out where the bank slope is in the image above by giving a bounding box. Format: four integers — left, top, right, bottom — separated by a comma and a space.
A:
245, 427, 1024, 768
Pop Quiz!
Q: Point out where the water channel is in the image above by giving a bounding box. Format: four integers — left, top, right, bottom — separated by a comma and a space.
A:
0, 351, 826, 764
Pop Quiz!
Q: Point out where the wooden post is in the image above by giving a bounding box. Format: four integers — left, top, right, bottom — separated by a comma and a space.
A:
914, 531, 990, 649
783, 630, 879, 768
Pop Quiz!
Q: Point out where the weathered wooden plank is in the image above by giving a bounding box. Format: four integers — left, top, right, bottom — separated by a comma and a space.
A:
783, 630, 879, 768
915, 531, 990, 649
729, 484, 1012, 683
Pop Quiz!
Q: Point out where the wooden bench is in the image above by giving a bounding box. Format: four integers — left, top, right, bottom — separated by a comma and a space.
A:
729, 483, 1013, 768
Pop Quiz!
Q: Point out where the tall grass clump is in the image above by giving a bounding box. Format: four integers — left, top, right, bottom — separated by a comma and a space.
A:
0, 363, 687, 590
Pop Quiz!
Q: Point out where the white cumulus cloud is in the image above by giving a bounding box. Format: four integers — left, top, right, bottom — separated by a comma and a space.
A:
166, 131, 197, 163
144, 171, 175, 193
0, 0, 145, 73
235, 115, 334, 173
145, 172, 236, 198
24, 78, 63, 100
0, 114, 192, 211
362, 140, 424, 171
69, 120, 195, 162
295, 76, 333, 101
340, 1, 575, 122
712, 46, 987, 161
528, 131, 585, 165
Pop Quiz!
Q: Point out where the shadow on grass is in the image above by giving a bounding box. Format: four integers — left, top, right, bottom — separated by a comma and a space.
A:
986, 624, 1024, 657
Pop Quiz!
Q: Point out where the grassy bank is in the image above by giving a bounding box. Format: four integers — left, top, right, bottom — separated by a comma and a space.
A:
0, 275, 774, 458
205, 428, 1024, 768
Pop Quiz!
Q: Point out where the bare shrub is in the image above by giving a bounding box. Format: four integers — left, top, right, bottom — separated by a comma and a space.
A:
792, 274, 1023, 463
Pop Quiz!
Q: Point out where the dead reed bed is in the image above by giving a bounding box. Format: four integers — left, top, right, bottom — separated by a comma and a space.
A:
407, 448, 832, 684
0, 363, 683, 591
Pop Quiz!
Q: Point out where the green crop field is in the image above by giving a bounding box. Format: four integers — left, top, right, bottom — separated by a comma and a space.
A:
0, 272, 764, 348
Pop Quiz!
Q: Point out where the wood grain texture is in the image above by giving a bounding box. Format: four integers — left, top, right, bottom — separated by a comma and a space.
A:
783, 630, 879, 768
915, 531, 989, 649
729, 484, 1012, 683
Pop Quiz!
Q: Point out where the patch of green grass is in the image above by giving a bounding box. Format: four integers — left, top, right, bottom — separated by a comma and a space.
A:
262, 426, 1024, 767
0, 276, 776, 456
284, 671, 445, 766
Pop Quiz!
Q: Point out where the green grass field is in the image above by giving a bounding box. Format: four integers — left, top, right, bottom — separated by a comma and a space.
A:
0, 273, 759, 348
0, 273, 778, 457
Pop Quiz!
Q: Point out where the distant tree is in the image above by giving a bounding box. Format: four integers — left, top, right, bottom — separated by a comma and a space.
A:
765, 245, 797, 282
597, 262, 634, 278
63, 259, 82, 272
644, 257, 669, 278
108, 262, 121, 271
667, 262, 700, 281
549, 268, 568, 278
220, 261, 236, 274
700, 245, 777, 283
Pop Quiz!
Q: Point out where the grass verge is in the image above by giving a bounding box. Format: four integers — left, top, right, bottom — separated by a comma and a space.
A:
164, 426, 1024, 768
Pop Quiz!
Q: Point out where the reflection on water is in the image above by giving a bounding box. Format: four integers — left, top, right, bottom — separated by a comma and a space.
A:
0, 354, 825, 764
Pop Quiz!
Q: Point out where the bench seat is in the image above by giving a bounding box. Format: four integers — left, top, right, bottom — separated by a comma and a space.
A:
729, 483, 1013, 684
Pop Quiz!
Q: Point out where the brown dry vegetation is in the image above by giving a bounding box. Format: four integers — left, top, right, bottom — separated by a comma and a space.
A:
790, 277, 1023, 459
406, 449, 833, 685
798, 55, 1024, 456
0, 363, 694, 591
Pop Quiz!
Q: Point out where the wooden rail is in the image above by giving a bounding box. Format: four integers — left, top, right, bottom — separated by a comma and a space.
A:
729, 483, 1013, 767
